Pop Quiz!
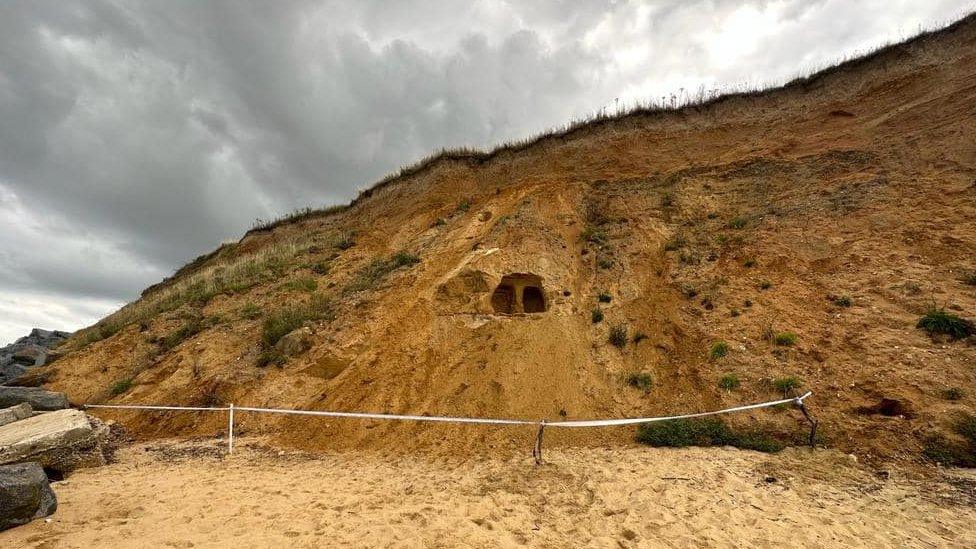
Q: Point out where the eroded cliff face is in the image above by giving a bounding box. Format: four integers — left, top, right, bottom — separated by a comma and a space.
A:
37, 15, 976, 460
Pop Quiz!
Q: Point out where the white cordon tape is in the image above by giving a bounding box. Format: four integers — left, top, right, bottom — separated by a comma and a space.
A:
84, 391, 811, 428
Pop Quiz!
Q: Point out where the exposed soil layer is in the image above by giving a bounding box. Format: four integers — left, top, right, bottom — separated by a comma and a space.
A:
38, 14, 976, 464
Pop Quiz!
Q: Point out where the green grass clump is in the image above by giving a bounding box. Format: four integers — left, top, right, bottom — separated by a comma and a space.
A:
261, 294, 334, 351
664, 236, 686, 251
626, 373, 653, 392
727, 216, 748, 229
456, 199, 471, 213
282, 276, 318, 293
345, 252, 421, 293
632, 331, 648, 344
758, 280, 772, 290
581, 227, 609, 246
109, 378, 133, 396
256, 348, 287, 368
917, 308, 975, 340
943, 387, 965, 401
831, 295, 853, 307
160, 316, 205, 351
596, 256, 613, 269
719, 374, 740, 391
310, 261, 330, 275
636, 418, 784, 453
240, 302, 262, 320
609, 325, 628, 348
923, 413, 976, 467
962, 272, 976, 286
743, 259, 756, 268
709, 341, 729, 359
773, 332, 798, 346
334, 234, 356, 250
772, 376, 803, 395
597, 292, 612, 303
591, 308, 604, 324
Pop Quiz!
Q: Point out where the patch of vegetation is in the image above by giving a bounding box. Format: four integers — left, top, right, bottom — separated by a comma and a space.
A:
758, 280, 772, 290
917, 308, 975, 340
596, 256, 614, 269
240, 302, 262, 320
256, 348, 287, 368
743, 259, 756, 268
261, 294, 334, 351
730, 308, 741, 317
632, 332, 648, 344
922, 413, 976, 467
626, 373, 653, 392
456, 199, 471, 213
772, 376, 803, 395
335, 236, 355, 251
709, 341, 729, 360
109, 378, 133, 396
830, 295, 853, 307
609, 325, 628, 348
597, 292, 612, 303
581, 227, 609, 246
591, 308, 604, 323
345, 251, 421, 293
636, 418, 784, 453
719, 374, 740, 391
773, 332, 798, 346
160, 316, 206, 352
664, 235, 686, 252
963, 272, 976, 286
943, 387, 965, 401
282, 276, 318, 293
310, 261, 330, 275
661, 193, 674, 208
727, 216, 749, 229
431, 217, 446, 227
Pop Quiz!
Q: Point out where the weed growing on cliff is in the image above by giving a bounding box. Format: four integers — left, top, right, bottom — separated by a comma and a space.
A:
962, 272, 976, 286
727, 216, 749, 229
240, 302, 262, 320
664, 235, 686, 251
774, 332, 798, 346
160, 316, 206, 352
109, 378, 133, 396
597, 292, 612, 303
334, 234, 356, 250
261, 294, 334, 351
772, 376, 803, 395
591, 308, 604, 323
710, 341, 729, 359
310, 261, 330, 275
917, 308, 974, 340
626, 373, 653, 392
636, 418, 784, 453
345, 252, 421, 293
609, 325, 628, 348
923, 413, 976, 467
719, 374, 741, 391
942, 387, 965, 401
456, 199, 471, 213
830, 295, 853, 307
632, 331, 648, 344
282, 276, 318, 293
759, 280, 773, 290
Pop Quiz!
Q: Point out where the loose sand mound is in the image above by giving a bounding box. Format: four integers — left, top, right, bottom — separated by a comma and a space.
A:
2, 439, 975, 548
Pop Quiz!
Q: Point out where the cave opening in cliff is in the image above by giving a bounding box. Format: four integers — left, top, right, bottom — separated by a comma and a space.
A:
491, 274, 547, 314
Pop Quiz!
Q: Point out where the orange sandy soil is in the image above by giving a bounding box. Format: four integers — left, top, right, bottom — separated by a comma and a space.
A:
2, 439, 975, 548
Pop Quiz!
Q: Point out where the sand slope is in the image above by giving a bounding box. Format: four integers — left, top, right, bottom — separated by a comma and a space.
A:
3, 439, 974, 548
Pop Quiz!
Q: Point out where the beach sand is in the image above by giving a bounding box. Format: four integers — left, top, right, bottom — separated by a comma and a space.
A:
3, 439, 975, 548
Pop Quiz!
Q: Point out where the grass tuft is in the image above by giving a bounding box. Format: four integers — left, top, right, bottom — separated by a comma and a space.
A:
917, 308, 975, 340
636, 418, 784, 453
626, 373, 653, 392
110, 378, 133, 396
773, 332, 798, 346
261, 294, 334, 351
709, 341, 729, 359
591, 308, 604, 324
609, 325, 628, 348
597, 292, 612, 303
772, 376, 803, 395
719, 374, 740, 391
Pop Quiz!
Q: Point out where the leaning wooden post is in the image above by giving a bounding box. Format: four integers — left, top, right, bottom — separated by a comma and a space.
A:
532, 420, 547, 465
794, 398, 818, 448
227, 403, 235, 454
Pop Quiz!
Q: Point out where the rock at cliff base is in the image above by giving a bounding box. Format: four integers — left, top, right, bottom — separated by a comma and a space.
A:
0, 409, 108, 474
0, 402, 32, 427
0, 387, 69, 411
0, 462, 57, 531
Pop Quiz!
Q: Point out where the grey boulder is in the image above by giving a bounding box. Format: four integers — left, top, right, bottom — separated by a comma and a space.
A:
0, 387, 69, 411
0, 402, 32, 427
0, 462, 57, 531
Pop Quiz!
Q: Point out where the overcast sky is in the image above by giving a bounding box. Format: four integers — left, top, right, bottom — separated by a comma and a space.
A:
1, 0, 974, 345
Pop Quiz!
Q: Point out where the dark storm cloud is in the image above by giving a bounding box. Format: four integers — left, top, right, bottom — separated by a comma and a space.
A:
1, 0, 973, 343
